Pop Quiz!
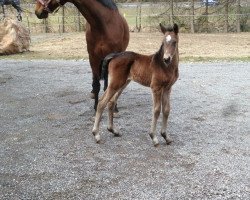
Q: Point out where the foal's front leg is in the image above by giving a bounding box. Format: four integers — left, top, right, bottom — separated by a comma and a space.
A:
150, 90, 162, 146
161, 89, 173, 145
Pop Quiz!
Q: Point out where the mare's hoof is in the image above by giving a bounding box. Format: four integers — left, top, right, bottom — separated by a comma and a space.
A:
90, 92, 95, 99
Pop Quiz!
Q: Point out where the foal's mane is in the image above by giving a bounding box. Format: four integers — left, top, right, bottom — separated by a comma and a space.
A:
96, 0, 118, 10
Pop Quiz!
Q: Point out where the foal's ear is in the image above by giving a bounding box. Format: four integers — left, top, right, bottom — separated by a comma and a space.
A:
173, 23, 179, 34
159, 23, 167, 34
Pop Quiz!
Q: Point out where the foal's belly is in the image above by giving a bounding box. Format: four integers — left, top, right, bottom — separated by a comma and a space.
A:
130, 74, 151, 87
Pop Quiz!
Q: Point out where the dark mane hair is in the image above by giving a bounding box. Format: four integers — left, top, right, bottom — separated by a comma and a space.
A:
97, 0, 117, 10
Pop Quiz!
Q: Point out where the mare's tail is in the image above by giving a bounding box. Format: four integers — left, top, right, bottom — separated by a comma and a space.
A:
101, 53, 119, 91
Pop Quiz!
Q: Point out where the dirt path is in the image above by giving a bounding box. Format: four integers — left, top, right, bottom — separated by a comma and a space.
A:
1, 60, 249, 199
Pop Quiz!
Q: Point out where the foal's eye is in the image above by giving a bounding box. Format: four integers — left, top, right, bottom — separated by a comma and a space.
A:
172, 41, 177, 46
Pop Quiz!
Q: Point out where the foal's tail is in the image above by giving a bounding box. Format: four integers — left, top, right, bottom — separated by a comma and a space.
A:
101, 53, 119, 91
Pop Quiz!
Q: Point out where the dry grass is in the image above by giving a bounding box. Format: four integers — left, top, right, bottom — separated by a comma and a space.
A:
1, 32, 250, 61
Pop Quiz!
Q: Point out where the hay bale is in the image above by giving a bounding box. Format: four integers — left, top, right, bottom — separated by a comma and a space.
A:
0, 18, 30, 55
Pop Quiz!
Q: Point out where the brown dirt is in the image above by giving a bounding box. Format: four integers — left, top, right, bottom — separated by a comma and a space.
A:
2, 32, 250, 61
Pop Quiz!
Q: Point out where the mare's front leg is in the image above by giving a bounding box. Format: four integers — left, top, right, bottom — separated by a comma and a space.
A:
161, 88, 173, 145
150, 89, 162, 147
92, 88, 117, 143
89, 57, 101, 112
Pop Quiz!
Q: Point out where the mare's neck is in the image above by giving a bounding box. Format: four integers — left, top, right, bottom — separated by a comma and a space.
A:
68, 0, 117, 28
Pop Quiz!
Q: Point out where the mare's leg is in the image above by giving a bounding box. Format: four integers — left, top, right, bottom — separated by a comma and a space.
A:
161, 88, 173, 145
92, 87, 117, 143
107, 80, 131, 136
89, 56, 101, 111
149, 89, 162, 146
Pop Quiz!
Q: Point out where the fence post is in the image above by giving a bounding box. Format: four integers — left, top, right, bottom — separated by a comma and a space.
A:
204, 0, 209, 32
236, 0, 241, 32
170, 0, 174, 25
224, 0, 229, 33
136, 3, 141, 32
190, 0, 195, 33
43, 19, 48, 33
77, 9, 81, 32
62, 6, 65, 33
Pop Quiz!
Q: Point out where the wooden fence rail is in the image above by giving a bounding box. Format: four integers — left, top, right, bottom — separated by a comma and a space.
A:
1, 2, 249, 34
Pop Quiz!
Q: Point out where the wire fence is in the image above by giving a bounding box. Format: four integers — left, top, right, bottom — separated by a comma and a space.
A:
1, 1, 249, 34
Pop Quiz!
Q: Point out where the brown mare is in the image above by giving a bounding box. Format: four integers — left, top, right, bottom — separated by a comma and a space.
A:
92, 23, 179, 147
34, 0, 129, 111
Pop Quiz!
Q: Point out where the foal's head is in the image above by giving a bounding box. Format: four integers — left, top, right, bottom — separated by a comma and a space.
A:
35, 0, 65, 19
159, 23, 179, 65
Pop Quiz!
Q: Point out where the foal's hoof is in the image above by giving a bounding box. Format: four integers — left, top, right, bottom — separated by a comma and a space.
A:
90, 92, 95, 99
165, 138, 173, 145
161, 132, 173, 145
113, 112, 120, 118
152, 138, 159, 147
107, 127, 121, 137
95, 136, 101, 143
93, 133, 101, 143
154, 143, 160, 147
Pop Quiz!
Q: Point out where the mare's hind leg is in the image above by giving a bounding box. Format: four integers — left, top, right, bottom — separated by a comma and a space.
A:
149, 89, 162, 146
161, 88, 173, 144
92, 88, 117, 143
107, 80, 131, 136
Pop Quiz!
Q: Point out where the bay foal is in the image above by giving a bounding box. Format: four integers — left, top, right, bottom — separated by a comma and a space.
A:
92, 23, 179, 146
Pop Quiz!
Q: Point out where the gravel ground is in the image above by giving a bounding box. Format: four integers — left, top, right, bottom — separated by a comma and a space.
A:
0, 60, 249, 199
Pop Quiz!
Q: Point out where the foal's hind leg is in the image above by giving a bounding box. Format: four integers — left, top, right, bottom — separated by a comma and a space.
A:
149, 89, 162, 146
161, 88, 173, 145
107, 80, 130, 136
92, 88, 117, 143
